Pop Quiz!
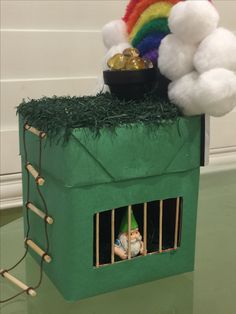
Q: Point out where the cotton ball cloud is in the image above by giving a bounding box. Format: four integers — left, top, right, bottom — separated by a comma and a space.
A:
195, 69, 236, 117
168, 72, 202, 116
103, 42, 131, 70
158, 34, 197, 81
168, 1, 219, 44
102, 20, 128, 50
194, 28, 236, 73
169, 69, 236, 117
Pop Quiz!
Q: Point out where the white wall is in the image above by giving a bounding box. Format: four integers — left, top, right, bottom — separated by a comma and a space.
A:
209, 1, 236, 155
1, 0, 236, 208
0, 0, 126, 177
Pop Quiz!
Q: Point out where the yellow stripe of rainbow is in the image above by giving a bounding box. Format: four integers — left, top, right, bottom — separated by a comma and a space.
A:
129, 2, 173, 42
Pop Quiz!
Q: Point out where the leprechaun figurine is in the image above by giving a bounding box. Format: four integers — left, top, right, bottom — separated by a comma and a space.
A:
114, 209, 144, 260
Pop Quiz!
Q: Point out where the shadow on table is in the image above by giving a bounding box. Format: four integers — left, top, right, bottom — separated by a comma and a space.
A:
25, 255, 194, 314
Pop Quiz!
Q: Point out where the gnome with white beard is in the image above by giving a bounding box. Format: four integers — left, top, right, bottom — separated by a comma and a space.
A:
114, 209, 144, 260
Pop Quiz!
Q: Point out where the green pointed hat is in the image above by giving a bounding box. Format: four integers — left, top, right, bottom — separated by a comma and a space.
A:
119, 208, 139, 233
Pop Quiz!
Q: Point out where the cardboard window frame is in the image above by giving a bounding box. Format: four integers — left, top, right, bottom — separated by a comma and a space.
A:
94, 197, 183, 268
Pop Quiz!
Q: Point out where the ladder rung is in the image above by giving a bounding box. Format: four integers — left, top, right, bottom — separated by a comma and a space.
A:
26, 163, 45, 186
27, 202, 53, 224
0, 269, 37, 297
25, 123, 46, 139
25, 239, 52, 263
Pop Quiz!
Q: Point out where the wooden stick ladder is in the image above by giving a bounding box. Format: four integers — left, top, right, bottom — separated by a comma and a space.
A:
26, 202, 54, 225
0, 270, 37, 297
25, 123, 46, 139
0, 124, 51, 303
25, 239, 52, 263
26, 163, 45, 186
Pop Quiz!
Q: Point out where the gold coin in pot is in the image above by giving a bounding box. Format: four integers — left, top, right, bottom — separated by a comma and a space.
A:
143, 58, 154, 69
123, 48, 140, 58
107, 53, 127, 70
125, 57, 146, 70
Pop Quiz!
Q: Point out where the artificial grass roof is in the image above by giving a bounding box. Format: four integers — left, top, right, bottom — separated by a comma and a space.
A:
17, 91, 181, 141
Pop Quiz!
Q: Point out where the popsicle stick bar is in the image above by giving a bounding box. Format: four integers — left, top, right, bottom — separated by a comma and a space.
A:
0, 269, 37, 297
143, 202, 147, 256
128, 205, 132, 260
24, 123, 46, 139
96, 213, 100, 268
174, 197, 180, 249
159, 200, 163, 253
25, 239, 52, 263
26, 163, 45, 186
111, 209, 115, 264
26, 202, 54, 224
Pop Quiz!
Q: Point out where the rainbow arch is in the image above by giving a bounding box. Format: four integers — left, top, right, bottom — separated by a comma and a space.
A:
123, 0, 182, 64
122, 0, 211, 65
124, 0, 179, 34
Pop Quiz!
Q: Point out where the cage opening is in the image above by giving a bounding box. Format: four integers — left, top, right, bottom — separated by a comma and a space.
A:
93, 197, 183, 267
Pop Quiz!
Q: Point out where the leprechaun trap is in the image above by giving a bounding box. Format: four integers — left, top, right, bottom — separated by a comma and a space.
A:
0, 92, 206, 301
1, 0, 236, 303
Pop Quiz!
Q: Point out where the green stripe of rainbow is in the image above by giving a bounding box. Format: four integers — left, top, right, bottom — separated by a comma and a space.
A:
128, 2, 176, 42
124, 0, 179, 31
131, 17, 169, 47
124, 0, 212, 44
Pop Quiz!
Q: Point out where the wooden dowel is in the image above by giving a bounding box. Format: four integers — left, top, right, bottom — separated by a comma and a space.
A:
174, 197, 180, 249
159, 200, 163, 253
25, 239, 51, 263
111, 209, 115, 264
128, 205, 132, 260
143, 202, 147, 256
96, 213, 100, 268
26, 163, 45, 186
25, 123, 46, 139
0, 269, 37, 297
27, 202, 53, 224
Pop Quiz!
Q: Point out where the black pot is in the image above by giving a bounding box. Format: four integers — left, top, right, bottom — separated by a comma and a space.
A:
103, 68, 159, 100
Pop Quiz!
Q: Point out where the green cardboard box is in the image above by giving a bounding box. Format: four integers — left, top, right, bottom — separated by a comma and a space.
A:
19, 115, 202, 301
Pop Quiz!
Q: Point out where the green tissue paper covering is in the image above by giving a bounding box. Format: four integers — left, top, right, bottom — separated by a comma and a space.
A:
18, 95, 202, 301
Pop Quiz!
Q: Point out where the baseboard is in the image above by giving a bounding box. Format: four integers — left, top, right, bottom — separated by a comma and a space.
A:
201, 147, 236, 174
1, 149, 236, 210
0, 173, 22, 210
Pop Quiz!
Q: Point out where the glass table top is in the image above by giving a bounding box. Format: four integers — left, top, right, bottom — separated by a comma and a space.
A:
1, 169, 236, 314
